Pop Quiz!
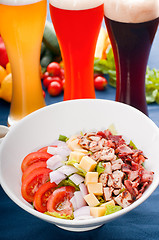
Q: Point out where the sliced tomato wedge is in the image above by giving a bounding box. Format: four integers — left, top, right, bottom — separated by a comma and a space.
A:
47, 186, 75, 216
21, 152, 52, 172
33, 181, 57, 213
38, 145, 57, 153
21, 161, 47, 182
21, 168, 51, 203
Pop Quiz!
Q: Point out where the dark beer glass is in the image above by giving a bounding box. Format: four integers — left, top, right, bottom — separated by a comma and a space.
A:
104, 0, 159, 115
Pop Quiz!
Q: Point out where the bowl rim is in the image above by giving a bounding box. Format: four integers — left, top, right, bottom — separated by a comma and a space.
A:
1, 99, 159, 228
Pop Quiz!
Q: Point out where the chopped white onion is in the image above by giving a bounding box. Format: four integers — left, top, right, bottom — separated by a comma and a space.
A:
79, 183, 88, 196
69, 174, 85, 185
47, 146, 71, 157
46, 155, 64, 170
58, 165, 78, 176
73, 216, 93, 220
74, 191, 87, 209
49, 170, 66, 184
74, 206, 90, 218
70, 196, 77, 211
51, 140, 67, 147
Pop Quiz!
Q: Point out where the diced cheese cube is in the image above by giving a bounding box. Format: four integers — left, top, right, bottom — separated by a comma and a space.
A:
90, 207, 106, 218
85, 172, 98, 185
79, 156, 97, 172
67, 138, 83, 151
69, 151, 85, 163
100, 200, 115, 210
87, 183, 103, 195
84, 193, 100, 207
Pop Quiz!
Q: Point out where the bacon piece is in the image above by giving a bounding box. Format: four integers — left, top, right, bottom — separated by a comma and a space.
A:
124, 180, 139, 200
116, 144, 134, 156
139, 168, 154, 183
114, 190, 132, 208
108, 135, 126, 147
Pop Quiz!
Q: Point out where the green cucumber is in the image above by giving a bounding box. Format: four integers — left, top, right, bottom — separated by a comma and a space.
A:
43, 20, 61, 57
40, 49, 54, 68
40, 41, 47, 58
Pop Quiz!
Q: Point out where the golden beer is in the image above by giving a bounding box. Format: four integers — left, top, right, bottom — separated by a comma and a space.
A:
0, 0, 46, 126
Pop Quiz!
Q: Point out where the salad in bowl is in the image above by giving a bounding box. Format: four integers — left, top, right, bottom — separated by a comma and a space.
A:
21, 127, 154, 220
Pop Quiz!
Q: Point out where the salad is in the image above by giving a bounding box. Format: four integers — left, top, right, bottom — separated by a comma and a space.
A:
21, 128, 154, 220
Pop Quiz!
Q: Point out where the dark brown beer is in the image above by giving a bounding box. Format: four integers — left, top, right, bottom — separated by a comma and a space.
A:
104, 16, 159, 115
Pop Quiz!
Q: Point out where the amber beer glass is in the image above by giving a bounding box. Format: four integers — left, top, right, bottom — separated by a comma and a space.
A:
0, 0, 46, 126
104, 0, 159, 115
49, 0, 104, 100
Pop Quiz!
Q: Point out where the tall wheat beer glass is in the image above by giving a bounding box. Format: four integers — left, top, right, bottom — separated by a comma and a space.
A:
49, 0, 104, 100
0, 0, 46, 126
104, 0, 159, 115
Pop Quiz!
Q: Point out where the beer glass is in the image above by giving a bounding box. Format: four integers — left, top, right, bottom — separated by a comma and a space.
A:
0, 0, 46, 126
104, 0, 159, 115
49, 0, 104, 100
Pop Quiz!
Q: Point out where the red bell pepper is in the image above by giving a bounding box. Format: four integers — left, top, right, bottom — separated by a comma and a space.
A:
0, 35, 9, 68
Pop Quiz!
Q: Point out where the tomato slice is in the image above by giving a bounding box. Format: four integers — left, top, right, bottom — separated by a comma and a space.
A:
21, 152, 52, 172
38, 145, 57, 153
47, 186, 75, 216
33, 181, 57, 213
21, 161, 47, 182
21, 168, 51, 203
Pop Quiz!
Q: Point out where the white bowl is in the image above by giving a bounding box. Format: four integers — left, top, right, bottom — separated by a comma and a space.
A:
0, 99, 159, 232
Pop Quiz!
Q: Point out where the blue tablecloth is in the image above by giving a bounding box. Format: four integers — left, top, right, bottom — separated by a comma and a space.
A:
0, 5, 159, 240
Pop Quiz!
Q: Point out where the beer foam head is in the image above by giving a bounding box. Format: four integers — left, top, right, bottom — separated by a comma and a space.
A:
104, 0, 159, 23
0, 0, 42, 5
50, 0, 104, 10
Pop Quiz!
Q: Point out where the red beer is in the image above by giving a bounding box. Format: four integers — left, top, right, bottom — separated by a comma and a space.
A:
49, 1, 104, 100
104, 0, 159, 115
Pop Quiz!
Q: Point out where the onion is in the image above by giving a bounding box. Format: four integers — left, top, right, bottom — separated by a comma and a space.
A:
58, 165, 78, 176
70, 196, 77, 211
74, 191, 87, 209
79, 183, 88, 196
47, 146, 71, 157
69, 174, 85, 185
74, 206, 90, 218
51, 140, 67, 147
50, 170, 66, 184
46, 155, 64, 170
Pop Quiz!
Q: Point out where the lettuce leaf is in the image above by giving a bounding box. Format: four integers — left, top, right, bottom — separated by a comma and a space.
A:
58, 178, 79, 191
95, 162, 105, 175
129, 140, 137, 150
104, 204, 122, 215
45, 211, 74, 220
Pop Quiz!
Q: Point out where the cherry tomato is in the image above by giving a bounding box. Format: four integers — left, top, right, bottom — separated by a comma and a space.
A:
21, 161, 47, 182
94, 76, 108, 91
21, 152, 52, 172
48, 81, 63, 97
42, 71, 49, 80
60, 68, 65, 80
21, 168, 51, 203
42, 90, 46, 98
46, 62, 61, 77
38, 145, 57, 153
47, 186, 75, 216
34, 181, 57, 213
43, 76, 54, 88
